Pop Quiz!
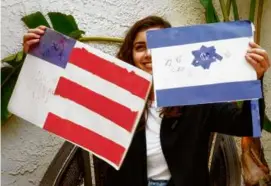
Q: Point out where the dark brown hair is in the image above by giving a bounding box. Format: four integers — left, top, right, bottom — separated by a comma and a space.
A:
116, 16, 181, 119
117, 15, 171, 66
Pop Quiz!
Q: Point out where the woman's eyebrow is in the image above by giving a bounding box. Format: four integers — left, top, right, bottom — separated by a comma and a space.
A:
134, 41, 146, 46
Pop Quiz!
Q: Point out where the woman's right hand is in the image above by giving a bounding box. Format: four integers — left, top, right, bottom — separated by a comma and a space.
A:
23, 25, 46, 53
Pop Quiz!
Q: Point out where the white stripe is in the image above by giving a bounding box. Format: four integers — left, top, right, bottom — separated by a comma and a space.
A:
46, 95, 132, 148
64, 63, 146, 112
8, 55, 64, 128
73, 42, 152, 83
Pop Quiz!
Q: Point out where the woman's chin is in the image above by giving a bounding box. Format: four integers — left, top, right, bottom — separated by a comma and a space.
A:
146, 69, 153, 74
144, 67, 153, 74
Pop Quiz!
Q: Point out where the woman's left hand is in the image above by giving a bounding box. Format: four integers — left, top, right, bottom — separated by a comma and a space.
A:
246, 42, 270, 79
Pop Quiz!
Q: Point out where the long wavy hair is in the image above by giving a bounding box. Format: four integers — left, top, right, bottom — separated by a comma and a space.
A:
116, 16, 181, 120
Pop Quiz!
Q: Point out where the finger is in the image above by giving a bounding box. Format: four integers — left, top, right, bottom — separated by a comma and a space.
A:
37, 25, 47, 30
23, 39, 40, 53
25, 38, 40, 46
247, 48, 269, 61
245, 55, 262, 78
28, 28, 45, 35
23, 33, 41, 42
247, 53, 265, 63
247, 53, 270, 69
249, 41, 261, 48
246, 55, 258, 67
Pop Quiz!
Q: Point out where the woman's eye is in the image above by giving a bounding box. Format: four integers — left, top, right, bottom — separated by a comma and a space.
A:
135, 45, 146, 51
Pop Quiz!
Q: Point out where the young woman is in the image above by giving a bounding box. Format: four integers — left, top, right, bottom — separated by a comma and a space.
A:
23, 16, 270, 186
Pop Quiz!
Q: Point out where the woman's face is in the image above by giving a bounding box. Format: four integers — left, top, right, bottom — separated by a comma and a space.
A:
132, 27, 161, 74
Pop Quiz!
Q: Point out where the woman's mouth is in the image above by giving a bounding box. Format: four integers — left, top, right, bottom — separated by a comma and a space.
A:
144, 62, 152, 69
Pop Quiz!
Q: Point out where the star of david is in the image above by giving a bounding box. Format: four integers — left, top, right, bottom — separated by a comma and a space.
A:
191, 45, 223, 69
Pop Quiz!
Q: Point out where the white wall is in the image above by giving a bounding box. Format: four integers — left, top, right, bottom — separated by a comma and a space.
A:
1, 0, 271, 185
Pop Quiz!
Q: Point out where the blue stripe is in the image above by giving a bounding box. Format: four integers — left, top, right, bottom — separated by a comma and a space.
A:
250, 100, 261, 137
156, 80, 262, 107
147, 20, 252, 49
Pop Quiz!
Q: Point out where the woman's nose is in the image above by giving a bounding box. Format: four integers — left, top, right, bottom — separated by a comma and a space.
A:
145, 49, 151, 58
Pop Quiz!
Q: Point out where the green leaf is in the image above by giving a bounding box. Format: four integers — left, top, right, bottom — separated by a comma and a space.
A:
200, 0, 209, 8
48, 12, 81, 36
2, 51, 25, 68
219, 0, 229, 21
16, 51, 25, 62
231, 0, 239, 20
1, 67, 13, 86
21, 11, 50, 28
249, 0, 256, 22
263, 115, 271, 133
200, 0, 220, 23
1, 77, 17, 123
69, 30, 85, 39
1, 61, 22, 87
1, 62, 22, 123
236, 101, 243, 108
236, 101, 271, 133
206, 1, 220, 23
2, 53, 17, 63
226, 0, 232, 16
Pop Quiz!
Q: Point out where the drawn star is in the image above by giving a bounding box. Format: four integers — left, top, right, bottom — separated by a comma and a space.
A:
192, 45, 223, 69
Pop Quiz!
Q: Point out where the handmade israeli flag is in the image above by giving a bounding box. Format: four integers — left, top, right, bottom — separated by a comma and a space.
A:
147, 20, 262, 137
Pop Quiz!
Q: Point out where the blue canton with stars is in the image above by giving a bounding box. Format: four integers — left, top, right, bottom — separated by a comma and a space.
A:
191, 45, 223, 69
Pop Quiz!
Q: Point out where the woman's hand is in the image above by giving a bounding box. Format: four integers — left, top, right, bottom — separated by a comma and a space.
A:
246, 42, 270, 79
23, 25, 46, 53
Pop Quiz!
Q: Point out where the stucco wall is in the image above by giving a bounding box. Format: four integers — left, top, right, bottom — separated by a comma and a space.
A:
1, 0, 271, 185
1, 117, 64, 186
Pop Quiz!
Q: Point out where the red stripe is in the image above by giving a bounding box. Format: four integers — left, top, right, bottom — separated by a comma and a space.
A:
69, 47, 150, 99
44, 113, 124, 166
55, 77, 137, 132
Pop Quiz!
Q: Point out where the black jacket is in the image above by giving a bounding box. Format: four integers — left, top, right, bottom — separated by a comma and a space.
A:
102, 101, 263, 186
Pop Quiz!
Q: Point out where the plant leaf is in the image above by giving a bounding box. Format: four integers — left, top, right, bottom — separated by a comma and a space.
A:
255, 0, 264, 44
263, 115, 271, 133
200, 0, 220, 23
21, 11, 50, 28
236, 101, 270, 133
206, 1, 220, 23
1, 67, 13, 86
2, 51, 25, 68
249, 0, 256, 22
200, 0, 209, 8
69, 30, 85, 39
1, 62, 23, 123
16, 51, 25, 62
48, 12, 82, 36
236, 101, 243, 108
2, 53, 17, 63
231, 0, 239, 20
226, 0, 232, 16
1, 77, 17, 123
219, 0, 229, 21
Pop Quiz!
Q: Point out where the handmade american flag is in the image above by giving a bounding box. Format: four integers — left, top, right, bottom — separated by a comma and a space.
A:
147, 20, 262, 137
8, 28, 152, 169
